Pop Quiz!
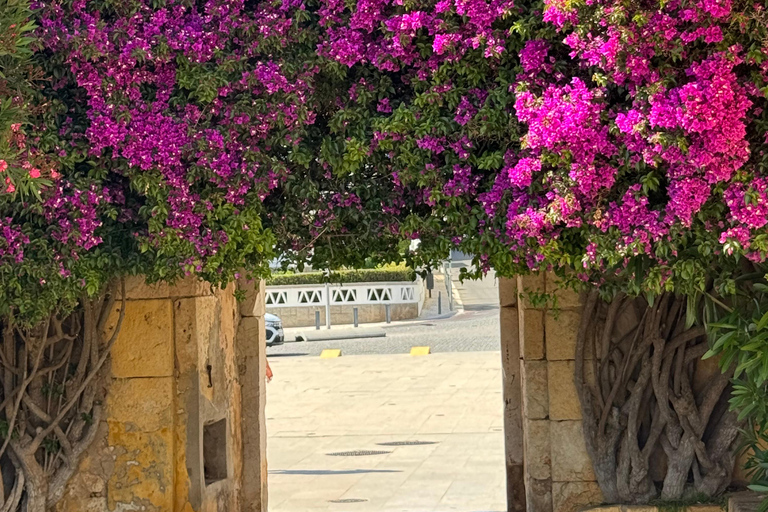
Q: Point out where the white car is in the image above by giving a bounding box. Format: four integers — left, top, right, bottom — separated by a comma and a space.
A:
265, 313, 285, 346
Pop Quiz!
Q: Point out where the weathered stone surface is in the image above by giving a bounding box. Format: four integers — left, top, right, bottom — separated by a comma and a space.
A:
688, 506, 725, 512
174, 297, 216, 375
107, 426, 174, 512
546, 276, 582, 308
171, 277, 214, 298
622, 506, 658, 512
551, 481, 602, 512
527, 477, 553, 512
237, 300, 269, 512
107, 377, 173, 433
119, 275, 212, 300
586, 507, 621, 512
729, 492, 766, 512
500, 277, 518, 307
550, 421, 595, 482
54, 422, 112, 512
548, 361, 582, 420
238, 277, 265, 317
524, 361, 549, 419
500, 300, 525, 512
525, 420, 551, 480
501, 306, 520, 356
237, 316, 264, 359
524, 309, 545, 360
546, 310, 580, 361
60, 279, 253, 512
121, 276, 171, 300
111, 299, 173, 378
520, 274, 547, 309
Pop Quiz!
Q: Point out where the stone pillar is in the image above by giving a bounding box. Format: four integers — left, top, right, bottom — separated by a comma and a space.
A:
500, 274, 602, 512
235, 278, 268, 512
499, 277, 526, 512
56, 276, 259, 512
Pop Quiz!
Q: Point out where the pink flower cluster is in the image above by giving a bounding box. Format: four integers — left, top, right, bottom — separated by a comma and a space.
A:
318, 0, 515, 72
501, 0, 768, 276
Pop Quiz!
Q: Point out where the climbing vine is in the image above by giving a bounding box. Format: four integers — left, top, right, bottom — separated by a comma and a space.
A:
0, 280, 124, 512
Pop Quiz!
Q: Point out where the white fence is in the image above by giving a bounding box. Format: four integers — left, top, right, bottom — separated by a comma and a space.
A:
265, 278, 425, 313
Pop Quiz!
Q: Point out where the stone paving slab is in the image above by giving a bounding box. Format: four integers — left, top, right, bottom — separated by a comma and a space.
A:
267, 352, 506, 512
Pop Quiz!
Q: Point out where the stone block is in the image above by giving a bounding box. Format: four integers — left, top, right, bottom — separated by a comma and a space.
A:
622, 507, 658, 512
120, 276, 171, 300
237, 277, 265, 317
525, 420, 551, 480
546, 276, 582, 308
501, 306, 519, 348
111, 299, 173, 378
499, 277, 518, 308
107, 426, 174, 512
524, 309, 545, 360
118, 275, 213, 300
520, 274, 547, 309
527, 478, 553, 512
548, 361, 581, 420
170, 276, 214, 298
552, 482, 602, 512
174, 297, 217, 376
546, 310, 581, 361
237, 316, 264, 360
551, 421, 594, 482
688, 506, 725, 512
524, 361, 549, 419
729, 492, 767, 512
107, 377, 173, 433
587, 507, 621, 512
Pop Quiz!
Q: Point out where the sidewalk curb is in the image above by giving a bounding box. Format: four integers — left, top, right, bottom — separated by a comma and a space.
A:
451, 280, 465, 313
292, 329, 386, 342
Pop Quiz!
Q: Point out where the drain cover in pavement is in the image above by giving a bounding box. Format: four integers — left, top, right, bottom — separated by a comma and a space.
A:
327, 450, 391, 457
329, 499, 368, 503
377, 441, 437, 446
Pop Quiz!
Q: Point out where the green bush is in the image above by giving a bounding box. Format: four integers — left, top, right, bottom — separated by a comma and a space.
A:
267, 267, 417, 286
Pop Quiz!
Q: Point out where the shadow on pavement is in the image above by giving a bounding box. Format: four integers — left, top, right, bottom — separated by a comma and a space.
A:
267, 353, 309, 358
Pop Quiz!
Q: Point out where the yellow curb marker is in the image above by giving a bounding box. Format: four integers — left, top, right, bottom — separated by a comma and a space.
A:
410, 346, 430, 356
320, 349, 342, 358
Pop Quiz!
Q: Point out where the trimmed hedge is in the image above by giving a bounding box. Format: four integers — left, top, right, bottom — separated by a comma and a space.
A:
267, 267, 417, 286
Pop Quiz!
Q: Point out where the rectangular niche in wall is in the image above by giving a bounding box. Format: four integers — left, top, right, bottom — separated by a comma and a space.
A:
203, 418, 228, 485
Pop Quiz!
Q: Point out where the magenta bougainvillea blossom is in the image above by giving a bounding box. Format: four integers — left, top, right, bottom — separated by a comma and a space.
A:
0, 0, 766, 316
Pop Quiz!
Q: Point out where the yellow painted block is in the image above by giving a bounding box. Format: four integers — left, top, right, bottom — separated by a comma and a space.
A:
410, 346, 431, 356
320, 349, 342, 358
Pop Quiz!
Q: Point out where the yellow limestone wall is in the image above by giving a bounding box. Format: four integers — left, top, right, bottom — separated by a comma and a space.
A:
500, 274, 599, 512
55, 276, 268, 512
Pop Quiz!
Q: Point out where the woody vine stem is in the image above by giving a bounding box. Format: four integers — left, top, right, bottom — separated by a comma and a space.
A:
575, 291, 742, 503
0, 279, 125, 512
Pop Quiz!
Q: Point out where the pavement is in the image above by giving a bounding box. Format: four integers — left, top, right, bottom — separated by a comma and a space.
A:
266, 352, 506, 512
266, 256, 504, 512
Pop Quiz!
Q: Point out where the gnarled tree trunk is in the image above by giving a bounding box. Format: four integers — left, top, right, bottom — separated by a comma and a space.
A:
575, 291, 741, 504
0, 280, 124, 512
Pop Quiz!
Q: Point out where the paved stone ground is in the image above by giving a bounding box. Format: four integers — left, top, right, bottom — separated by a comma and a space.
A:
267, 351, 506, 512
267, 262, 504, 511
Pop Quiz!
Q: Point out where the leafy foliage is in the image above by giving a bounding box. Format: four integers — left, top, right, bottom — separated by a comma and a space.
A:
267, 266, 417, 285
705, 272, 768, 508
